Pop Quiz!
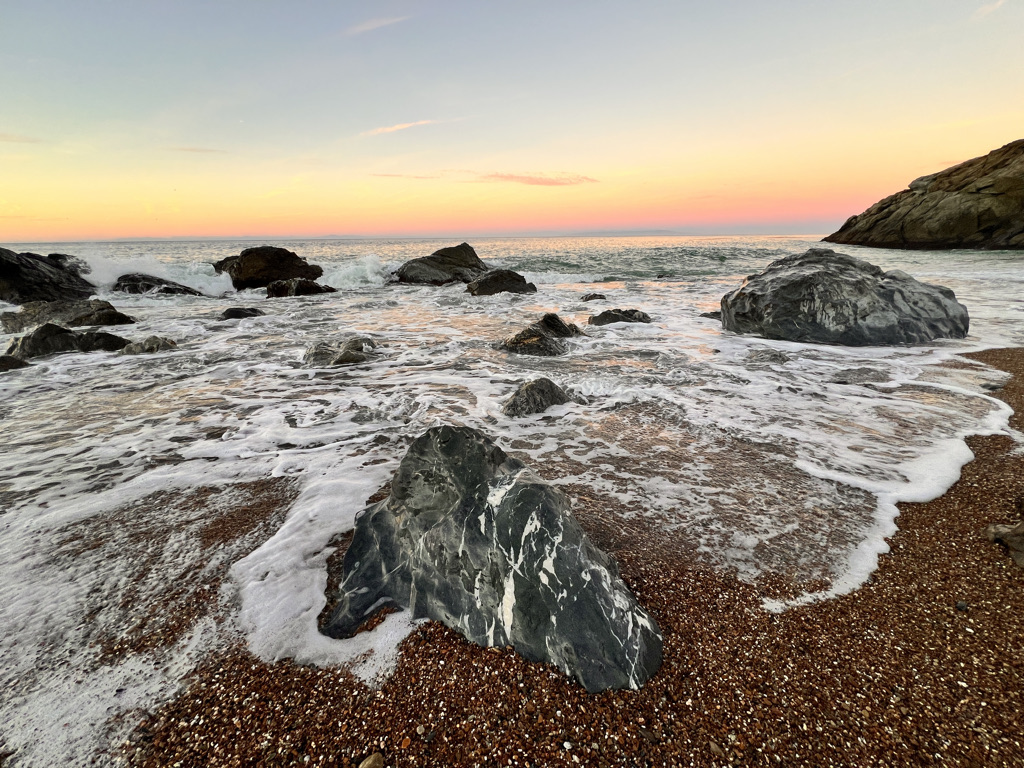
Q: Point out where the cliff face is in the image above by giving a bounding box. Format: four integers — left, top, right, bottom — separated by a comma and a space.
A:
824, 139, 1024, 250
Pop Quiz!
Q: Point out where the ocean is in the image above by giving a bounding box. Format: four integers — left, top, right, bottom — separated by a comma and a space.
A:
1, 234, 1022, 762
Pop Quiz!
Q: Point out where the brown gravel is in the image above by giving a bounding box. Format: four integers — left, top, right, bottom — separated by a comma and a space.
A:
120, 349, 1024, 768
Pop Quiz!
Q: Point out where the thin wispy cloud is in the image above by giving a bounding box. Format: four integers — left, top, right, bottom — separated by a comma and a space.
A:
361, 120, 437, 137
0, 133, 42, 144
479, 172, 598, 187
168, 146, 228, 153
372, 172, 440, 179
973, 0, 1006, 18
346, 16, 411, 36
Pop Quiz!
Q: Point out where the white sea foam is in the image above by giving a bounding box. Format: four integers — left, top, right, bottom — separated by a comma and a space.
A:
1, 235, 1022, 765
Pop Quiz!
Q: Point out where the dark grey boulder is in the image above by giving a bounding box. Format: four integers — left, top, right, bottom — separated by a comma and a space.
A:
466, 269, 537, 296
303, 337, 379, 366
393, 243, 488, 285
1, 299, 135, 333
0, 247, 96, 304
322, 425, 662, 692
212, 246, 324, 290
588, 308, 652, 326
219, 307, 265, 320
699, 310, 722, 320
113, 273, 205, 296
986, 520, 1024, 568
502, 378, 583, 418
581, 293, 606, 302
498, 313, 585, 357
0, 355, 30, 372
720, 248, 969, 346
120, 336, 177, 355
266, 278, 338, 298
6, 323, 130, 359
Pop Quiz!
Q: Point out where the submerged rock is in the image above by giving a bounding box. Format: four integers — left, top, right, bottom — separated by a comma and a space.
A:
0, 247, 96, 304
1, 299, 135, 333
581, 293, 606, 302
824, 138, 1024, 250
0, 355, 30, 372
6, 323, 130, 359
466, 269, 537, 296
304, 337, 379, 366
113, 273, 205, 296
393, 243, 488, 285
502, 378, 583, 418
212, 246, 324, 290
322, 425, 662, 692
588, 308, 651, 326
219, 306, 265, 320
499, 313, 585, 357
120, 336, 177, 355
266, 277, 338, 298
720, 248, 969, 346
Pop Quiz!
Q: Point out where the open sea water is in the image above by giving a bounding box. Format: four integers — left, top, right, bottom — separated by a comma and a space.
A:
1, 235, 1023, 763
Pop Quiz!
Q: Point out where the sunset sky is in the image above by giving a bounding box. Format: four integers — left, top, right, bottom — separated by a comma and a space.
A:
2, 0, 1022, 241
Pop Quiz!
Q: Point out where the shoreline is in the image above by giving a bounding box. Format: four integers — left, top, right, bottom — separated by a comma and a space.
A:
114, 348, 1024, 768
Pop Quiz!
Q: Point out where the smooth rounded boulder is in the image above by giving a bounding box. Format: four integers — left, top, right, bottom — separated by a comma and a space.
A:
321, 425, 663, 692
466, 269, 537, 296
720, 248, 969, 346
113, 273, 205, 296
219, 307, 265, 320
499, 313, 585, 357
212, 246, 324, 290
502, 378, 583, 418
393, 243, 488, 285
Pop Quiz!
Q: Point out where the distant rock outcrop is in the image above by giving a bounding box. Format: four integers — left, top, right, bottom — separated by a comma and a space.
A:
6, 323, 130, 359
212, 246, 324, 290
393, 243, 488, 285
720, 248, 969, 346
499, 313, 585, 357
321, 425, 663, 692
502, 378, 583, 418
588, 308, 651, 326
0, 247, 96, 304
1, 299, 135, 333
466, 269, 537, 296
824, 138, 1024, 250
113, 273, 205, 296
266, 278, 337, 298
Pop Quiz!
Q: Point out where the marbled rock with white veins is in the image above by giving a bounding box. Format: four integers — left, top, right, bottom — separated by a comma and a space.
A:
720, 248, 969, 346
303, 336, 379, 366
322, 425, 663, 692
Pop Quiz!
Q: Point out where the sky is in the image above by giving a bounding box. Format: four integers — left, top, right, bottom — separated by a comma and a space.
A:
1, 0, 1022, 241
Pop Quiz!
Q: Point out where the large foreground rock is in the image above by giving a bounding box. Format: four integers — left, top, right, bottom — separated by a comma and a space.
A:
113, 273, 205, 296
6, 323, 130, 359
1, 299, 134, 333
266, 278, 337, 297
720, 248, 969, 346
466, 269, 537, 296
502, 378, 583, 418
393, 243, 488, 285
212, 246, 324, 290
824, 138, 1024, 250
499, 313, 585, 357
322, 425, 662, 692
0, 247, 96, 304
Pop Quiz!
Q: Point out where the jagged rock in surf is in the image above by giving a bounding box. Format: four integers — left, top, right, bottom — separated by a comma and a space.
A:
113, 273, 205, 296
393, 243, 488, 285
466, 269, 537, 296
219, 307, 265, 320
588, 308, 651, 326
0, 246, 96, 304
824, 138, 1024, 250
720, 248, 969, 346
120, 336, 178, 355
1, 299, 135, 333
321, 425, 663, 692
502, 378, 583, 418
498, 313, 585, 357
580, 293, 606, 302
6, 323, 131, 359
303, 337, 379, 366
266, 277, 338, 298
0, 355, 30, 372
212, 246, 324, 290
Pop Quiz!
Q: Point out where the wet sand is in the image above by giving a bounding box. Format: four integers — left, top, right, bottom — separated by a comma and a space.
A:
113, 348, 1024, 768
